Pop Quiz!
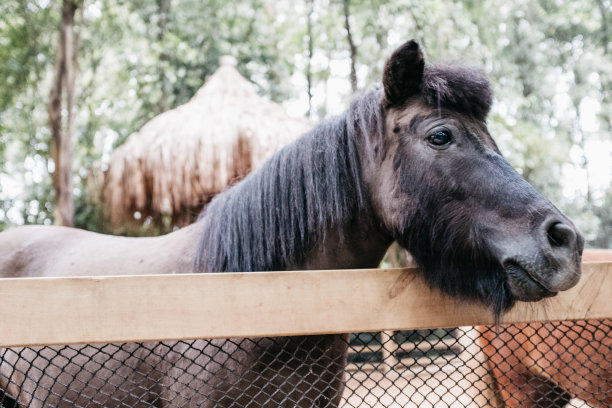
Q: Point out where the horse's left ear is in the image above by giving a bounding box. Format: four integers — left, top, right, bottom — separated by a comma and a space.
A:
382, 40, 425, 108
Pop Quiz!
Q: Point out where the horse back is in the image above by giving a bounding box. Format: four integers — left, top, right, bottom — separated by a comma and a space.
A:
0, 224, 200, 278
0, 225, 60, 278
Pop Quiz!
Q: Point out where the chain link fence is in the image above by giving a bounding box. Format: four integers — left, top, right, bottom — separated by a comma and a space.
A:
0, 319, 610, 407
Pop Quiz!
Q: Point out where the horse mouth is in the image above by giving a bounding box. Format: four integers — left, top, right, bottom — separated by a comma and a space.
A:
503, 261, 558, 301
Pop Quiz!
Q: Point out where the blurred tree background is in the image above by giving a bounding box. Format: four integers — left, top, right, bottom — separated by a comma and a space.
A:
0, 0, 610, 247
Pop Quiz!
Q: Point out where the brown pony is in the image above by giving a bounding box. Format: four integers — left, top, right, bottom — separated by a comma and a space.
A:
0, 40, 584, 407
479, 249, 612, 407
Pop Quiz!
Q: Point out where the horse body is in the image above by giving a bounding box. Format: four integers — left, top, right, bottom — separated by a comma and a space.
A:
0, 40, 584, 407
0, 229, 357, 407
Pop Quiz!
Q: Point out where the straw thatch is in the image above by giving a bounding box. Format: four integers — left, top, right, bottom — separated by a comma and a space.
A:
102, 56, 311, 229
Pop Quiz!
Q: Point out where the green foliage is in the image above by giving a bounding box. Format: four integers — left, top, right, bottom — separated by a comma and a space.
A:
0, 1, 57, 112
0, 0, 609, 247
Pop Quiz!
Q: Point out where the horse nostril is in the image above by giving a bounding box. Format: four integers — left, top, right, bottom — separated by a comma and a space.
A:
546, 222, 575, 249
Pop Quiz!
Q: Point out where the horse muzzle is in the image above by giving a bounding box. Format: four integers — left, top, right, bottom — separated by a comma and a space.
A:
499, 215, 584, 302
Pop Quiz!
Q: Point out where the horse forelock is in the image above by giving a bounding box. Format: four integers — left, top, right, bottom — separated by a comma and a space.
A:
421, 64, 493, 121
195, 89, 385, 273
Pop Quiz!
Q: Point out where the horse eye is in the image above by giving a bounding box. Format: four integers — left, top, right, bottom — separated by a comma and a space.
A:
427, 130, 452, 146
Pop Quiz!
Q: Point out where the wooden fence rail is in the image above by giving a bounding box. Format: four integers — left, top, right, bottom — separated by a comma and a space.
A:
0, 262, 610, 348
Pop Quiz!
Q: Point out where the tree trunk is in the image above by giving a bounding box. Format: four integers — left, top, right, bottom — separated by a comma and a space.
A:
157, 0, 171, 113
342, 0, 357, 93
48, 0, 82, 227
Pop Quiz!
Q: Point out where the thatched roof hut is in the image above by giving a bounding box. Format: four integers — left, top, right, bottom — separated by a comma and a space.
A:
102, 56, 311, 229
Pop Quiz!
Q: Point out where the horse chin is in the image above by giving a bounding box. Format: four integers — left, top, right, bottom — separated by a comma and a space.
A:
503, 261, 558, 302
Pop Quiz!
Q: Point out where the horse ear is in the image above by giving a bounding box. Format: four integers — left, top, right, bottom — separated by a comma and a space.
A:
382, 40, 425, 108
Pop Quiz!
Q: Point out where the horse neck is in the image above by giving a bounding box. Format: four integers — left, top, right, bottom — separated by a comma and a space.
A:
275, 114, 393, 271
149, 222, 203, 272
294, 221, 393, 271
197, 92, 393, 273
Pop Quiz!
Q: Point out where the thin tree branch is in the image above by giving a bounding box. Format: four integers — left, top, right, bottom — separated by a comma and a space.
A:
342, 0, 357, 93
306, 0, 314, 116
594, 0, 609, 54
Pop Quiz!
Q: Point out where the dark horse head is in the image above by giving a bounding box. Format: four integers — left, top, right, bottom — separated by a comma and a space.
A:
364, 40, 584, 314
197, 40, 583, 317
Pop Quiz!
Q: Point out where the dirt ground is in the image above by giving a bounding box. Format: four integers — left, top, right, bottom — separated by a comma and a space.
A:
340, 364, 595, 408
341, 362, 494, 408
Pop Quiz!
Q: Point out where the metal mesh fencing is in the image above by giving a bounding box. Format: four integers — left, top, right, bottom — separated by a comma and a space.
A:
0, 319, 610, 407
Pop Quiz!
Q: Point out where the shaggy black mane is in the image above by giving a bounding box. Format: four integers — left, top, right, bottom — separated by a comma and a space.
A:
195, 87, 383, 273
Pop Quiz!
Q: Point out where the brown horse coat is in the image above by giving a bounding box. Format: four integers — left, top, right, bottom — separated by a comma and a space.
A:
479, 249, 611, 408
